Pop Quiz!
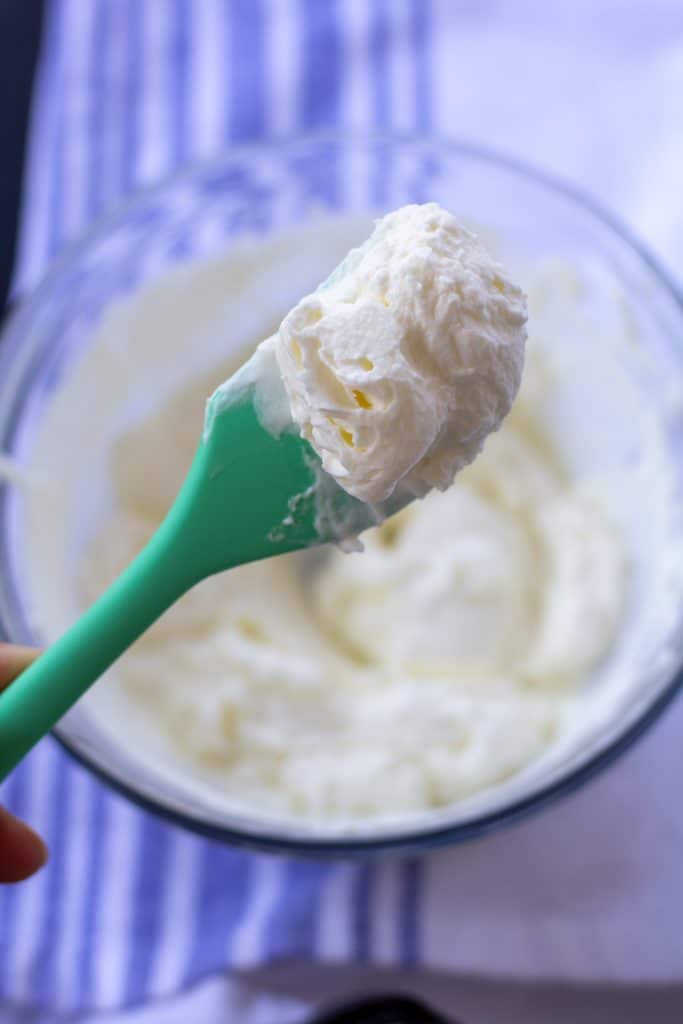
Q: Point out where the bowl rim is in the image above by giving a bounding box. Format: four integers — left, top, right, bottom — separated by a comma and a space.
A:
2, 133, 683, 857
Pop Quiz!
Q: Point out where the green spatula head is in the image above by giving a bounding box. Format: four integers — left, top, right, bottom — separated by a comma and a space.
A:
0, 347, 405, 780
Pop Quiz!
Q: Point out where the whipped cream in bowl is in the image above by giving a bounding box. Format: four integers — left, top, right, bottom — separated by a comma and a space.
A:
2, 139, 683, 853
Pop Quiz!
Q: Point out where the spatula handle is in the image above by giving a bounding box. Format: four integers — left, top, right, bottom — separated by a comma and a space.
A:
0, 515, 194, 781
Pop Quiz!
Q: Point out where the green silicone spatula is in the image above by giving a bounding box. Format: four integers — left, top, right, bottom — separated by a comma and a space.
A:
0, 355, 397, 781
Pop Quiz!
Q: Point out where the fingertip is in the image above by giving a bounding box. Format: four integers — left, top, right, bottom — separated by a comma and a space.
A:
0, 808, 48, 883
0, 643, 40, 691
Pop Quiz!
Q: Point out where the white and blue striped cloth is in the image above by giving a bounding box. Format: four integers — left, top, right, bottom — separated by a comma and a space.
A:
5, 1, 683, 1016
2, 1, 429, 1014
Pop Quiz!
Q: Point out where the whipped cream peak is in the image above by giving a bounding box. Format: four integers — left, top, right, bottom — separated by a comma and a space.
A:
275, 202, 527, 503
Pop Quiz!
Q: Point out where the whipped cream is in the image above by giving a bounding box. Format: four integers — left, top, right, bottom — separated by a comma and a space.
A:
16, 217, 683, 835
274, 203, 527, 503
76, 350, 625, 821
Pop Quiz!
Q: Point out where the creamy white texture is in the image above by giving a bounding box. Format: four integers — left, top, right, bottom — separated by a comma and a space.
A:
314, 382, 625, 691
14, 218, 683, 835
76, 354, 624, 820
275, 203, 527, 503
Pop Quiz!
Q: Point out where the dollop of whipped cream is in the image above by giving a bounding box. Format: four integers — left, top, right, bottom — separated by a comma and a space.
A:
274, 202, 527, 504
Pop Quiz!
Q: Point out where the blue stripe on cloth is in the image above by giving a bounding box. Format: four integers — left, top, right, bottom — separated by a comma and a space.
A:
299, 0, 342, 210
122, 0, 144, 195
124, 816, 173, 1003
404, 0, 435, 204
171, 0, 192, 168
74, 787, 109, 1012
369, 0, 391, 206
45, 0, 68, 260
29, 756, 72, 1005
165, 0, 195, 258
370, 0, 390, 126
300, 0, 342, 129
411, 0, 432, 131
352, 862, 374, 961
265, 860, 331, 960
400, 858, 422, 965
228, 0, 266, 139
87, 0, 111, 218
184, 842, 251, 988
11, 0, 65, 293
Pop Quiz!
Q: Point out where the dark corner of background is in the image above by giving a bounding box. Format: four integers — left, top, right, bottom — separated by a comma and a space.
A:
0, 1, 45, 314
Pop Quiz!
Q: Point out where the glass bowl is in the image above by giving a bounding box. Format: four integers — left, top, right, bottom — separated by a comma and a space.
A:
2, 136, 683, 856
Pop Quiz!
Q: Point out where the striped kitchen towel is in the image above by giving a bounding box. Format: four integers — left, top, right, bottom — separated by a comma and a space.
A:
1, 1, 429, 1014
3, 0, 683, 1016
